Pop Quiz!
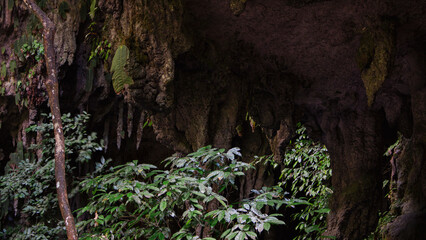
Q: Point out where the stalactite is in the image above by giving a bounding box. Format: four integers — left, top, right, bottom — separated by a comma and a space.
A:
36, 118, 43, 160
136, 111, 145, 150
17, 124, 22, 144
103, 118, 110, 152
21, 120, 29, 148
4, 0, 13, 28
22, 108, 38, 149
117, 101, 124, 150
13, 197, 18, 216
12, 135, 16, 147
127, 103, 133, 138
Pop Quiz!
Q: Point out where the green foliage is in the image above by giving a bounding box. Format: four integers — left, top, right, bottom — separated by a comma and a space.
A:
0, 222, 66, 240
14, 35, 44, 63
110, 45, 134, 94
252, 124, 333, 239
89, 0, 97, 20
279, 124, 333, 240
78, 146, 288, 239
365, 135, 402, 240
364, 211, 396, 240
86, 39, 111, 91
0, 112, 103, 239
21, 39, 45, 62
384, 133, 402, 157
0, 157, 64, 240
26, 112, 103, 163
10, 35, 45, 107
89, 40, 111, 63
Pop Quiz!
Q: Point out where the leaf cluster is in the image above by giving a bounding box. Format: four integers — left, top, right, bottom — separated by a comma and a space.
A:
14, 36, 44, 63
0, 112, 103, 239
279, 124, 332, 240
78, 146, 288, 240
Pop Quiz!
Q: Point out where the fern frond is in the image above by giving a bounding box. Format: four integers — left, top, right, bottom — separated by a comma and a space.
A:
110, 45, 133, 93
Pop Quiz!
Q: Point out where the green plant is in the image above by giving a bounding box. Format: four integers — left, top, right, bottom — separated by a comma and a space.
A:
89, 0, 97, 20
85, 39, 111, 92
89, 40, 111, 63
279, 124, 333, 240
0, 112, 103, 239
365, 135, 402, 240
21, 39, 45, 62
364, 211, 396, 240
78, 146, 288, 240
27, 112, 103, 164
110, 45, 134, 94
14, 35, 42, 62
10, 35, 46, 107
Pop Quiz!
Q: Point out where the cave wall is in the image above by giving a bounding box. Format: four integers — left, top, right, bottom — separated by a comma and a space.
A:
1, 0, 426, 239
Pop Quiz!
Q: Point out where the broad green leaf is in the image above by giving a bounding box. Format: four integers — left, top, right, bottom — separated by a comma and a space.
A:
264, 222, 271, 231
226, 232, 238, 240
235, 231, 246, 240
160, 199, 167, 211
246, 231, 257, 239
221, 229, 231, 238
265, 219, 285, 225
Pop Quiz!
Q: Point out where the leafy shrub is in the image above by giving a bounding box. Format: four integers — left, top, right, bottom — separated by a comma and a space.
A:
279, 124, 332, 240
78, 146, 288, 240
0, 112, 103, 239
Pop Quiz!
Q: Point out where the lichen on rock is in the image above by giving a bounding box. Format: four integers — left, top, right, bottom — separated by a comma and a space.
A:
356, 20, 395, 107
229, 0, 247, 16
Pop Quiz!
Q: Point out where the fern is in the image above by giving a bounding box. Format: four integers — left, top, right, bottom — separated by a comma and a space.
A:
110, 45, 133, 93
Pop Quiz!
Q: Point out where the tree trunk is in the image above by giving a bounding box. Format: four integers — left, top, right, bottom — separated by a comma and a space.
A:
21, 1, 78, 239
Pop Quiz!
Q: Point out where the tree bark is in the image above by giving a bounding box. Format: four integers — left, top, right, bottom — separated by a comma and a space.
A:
22, 1, 78, 239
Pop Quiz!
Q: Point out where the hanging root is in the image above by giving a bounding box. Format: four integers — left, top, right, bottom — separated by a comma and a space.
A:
127, 103, 133, 138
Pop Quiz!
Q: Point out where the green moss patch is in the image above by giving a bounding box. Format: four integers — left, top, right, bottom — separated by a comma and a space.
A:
356, 21, 395, 107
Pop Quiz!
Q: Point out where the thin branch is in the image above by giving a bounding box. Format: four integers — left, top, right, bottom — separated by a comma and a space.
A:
21, 0, 78, 239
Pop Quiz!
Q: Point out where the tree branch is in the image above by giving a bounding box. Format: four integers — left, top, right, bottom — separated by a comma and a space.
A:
21, 1, 78, 239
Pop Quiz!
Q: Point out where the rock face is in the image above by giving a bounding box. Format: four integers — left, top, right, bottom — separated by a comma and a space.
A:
1, 0, 426, 239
